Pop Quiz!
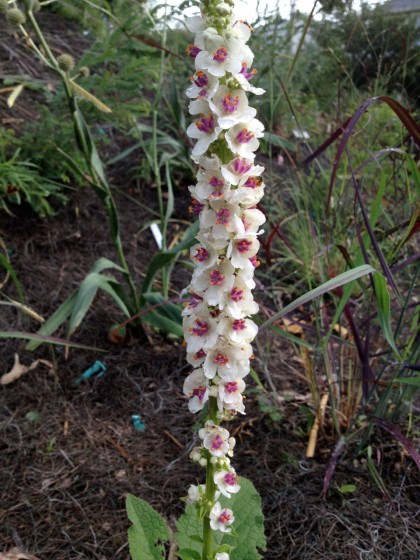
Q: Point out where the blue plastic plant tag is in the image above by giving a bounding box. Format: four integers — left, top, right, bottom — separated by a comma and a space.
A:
74, 361, 107, 385
132, 415, 146, 431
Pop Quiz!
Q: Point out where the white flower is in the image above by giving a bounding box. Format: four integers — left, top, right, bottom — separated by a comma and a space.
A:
209, 502, 234, 533
236, 267, 256, 290
218, 316, 258, 345
226, 119, 265, 158
209, 85, 256, 129
186, 16, 206, 35
191, 259, 236, 306
181, 292, 205, 317
217, 377, 246, 412
240, 207, 266, 235
223, 278, 259, 319
186, 112, 222, 157
221, 157, 262, 185
200, 202, 246, 239
192, 168, 229, 202
199, 421, 235, 458
183, 368, 209, 413
203, 342, 252, 380
214, 468, 240, 497
195, 36, 243, 78
183, 310, 219, 353
227, 235, 260, 269
186, 483, 206, 504
227, 177, 265, 207
215, 553, 230, 560
232, 62, 265, 95
186, 347, 206, 368
189, 238, 219, 272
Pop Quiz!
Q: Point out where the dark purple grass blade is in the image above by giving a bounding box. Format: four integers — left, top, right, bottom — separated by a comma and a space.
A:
299, 117, 352, 168
264, 220, 298, 266
323, 437, 348, 496
325, 96, 420, 215
351, 171, 400, 297
372, 417, 420, 470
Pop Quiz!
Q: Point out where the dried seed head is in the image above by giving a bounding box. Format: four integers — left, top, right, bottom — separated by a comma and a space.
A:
0, 0, 9, 14
6, 7, 26, 26
57, 53, 75, 73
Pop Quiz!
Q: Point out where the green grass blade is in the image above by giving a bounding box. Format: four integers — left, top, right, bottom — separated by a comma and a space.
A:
259, 264, 376, 331
372, 273, 401, 359
1, 330, 104, 351
0, 253, 25, 302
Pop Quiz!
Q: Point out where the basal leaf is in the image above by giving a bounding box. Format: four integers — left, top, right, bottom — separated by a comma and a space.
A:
177, 549, 201, 560
126, 494, 171, 560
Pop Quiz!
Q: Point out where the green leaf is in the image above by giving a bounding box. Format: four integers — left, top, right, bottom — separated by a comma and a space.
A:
67, 273, 128, 337
142, 309, 184, 338
26, 258, 129, 350
372, 273, 401, 359
0, 253, 25, 302
395, 377, 420, 387
337, 484, 357, 494
260, 264, 376, 332
126, 494, 171, 560
143, 292, 182, 324
1, 330, 104, 351
177, 550, 201, 560
176, 477, 266, 560
26, 291, 77, 351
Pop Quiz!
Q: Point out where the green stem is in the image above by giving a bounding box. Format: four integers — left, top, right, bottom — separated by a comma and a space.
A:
202, 397, 219, 560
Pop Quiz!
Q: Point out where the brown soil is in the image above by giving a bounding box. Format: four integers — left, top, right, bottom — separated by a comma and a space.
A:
1, 10, 419, 560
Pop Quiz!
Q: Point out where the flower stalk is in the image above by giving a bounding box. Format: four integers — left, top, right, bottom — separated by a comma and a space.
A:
183, 2, 265, 559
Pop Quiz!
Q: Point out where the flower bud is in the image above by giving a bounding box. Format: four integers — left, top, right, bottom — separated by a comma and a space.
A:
79, 66, 90, 77
217, 2, 231, 15
57, 53, 75, 73
6, 8, 26, 26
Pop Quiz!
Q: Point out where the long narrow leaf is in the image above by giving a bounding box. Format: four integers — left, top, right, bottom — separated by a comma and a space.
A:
259, 264, 376, 332
327, 96, 420, 214
26, 291, 77, 351
372, 417, 420, 470
1, 331, 105, 351
372, 274, 400, 359
0, 253, 24, 302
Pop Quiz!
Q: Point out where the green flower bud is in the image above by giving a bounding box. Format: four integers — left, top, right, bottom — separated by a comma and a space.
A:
79, 66, 90, 77
0, 0, 9, 14
6, 7, 26, 26
57, 53, 75, 73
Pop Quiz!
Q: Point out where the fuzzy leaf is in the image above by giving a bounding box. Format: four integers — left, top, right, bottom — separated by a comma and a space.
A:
126, 494, 171, 560
176, 477, 266, 560
177, 550, 201, 560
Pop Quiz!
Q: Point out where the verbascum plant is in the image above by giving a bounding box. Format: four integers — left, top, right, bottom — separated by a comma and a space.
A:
182, 1, 265, 558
